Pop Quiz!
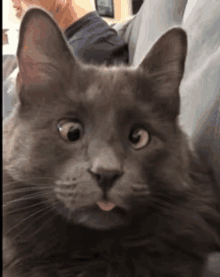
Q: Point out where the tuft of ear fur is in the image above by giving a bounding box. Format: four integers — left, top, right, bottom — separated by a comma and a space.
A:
139, 28, 187, 118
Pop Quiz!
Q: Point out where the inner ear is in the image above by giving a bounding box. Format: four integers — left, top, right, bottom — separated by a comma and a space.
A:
17, 8, 75, 71
139, 27, 187, 80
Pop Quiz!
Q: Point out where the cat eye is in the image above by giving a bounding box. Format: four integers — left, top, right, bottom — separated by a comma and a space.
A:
129, 128, 149, 149
58, 120, 83, 142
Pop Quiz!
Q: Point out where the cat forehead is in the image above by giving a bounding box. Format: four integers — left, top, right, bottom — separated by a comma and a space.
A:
60, 65, 155, 120
70, 65, 140, 103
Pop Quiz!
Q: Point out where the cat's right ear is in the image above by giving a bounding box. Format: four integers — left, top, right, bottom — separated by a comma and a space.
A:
138, 28, 187, 118
16, 8, 78, 90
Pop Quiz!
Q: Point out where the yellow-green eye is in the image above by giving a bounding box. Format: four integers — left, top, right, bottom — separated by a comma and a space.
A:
58, 120, 83, 142
129, 128, 149, 149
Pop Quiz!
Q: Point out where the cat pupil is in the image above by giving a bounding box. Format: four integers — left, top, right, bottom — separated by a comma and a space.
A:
68, 126, 81, 141
130, 130, 141, 144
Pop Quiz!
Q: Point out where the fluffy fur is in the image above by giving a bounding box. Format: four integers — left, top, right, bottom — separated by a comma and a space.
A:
3, 8, 220, 277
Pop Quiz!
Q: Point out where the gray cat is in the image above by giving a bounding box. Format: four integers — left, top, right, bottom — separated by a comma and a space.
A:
3, 8, 220, 277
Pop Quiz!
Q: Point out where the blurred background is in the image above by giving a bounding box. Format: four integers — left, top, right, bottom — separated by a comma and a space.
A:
3, 0, 20, 51
3, 0, 143, 49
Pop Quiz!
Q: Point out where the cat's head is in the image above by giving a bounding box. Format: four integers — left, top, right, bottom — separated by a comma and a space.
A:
3, 8, 187, 230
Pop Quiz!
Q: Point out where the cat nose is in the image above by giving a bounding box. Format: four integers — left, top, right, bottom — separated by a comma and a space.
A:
89, 150, 123, 191
89, 167, 123, 191
89, 167, 122, 182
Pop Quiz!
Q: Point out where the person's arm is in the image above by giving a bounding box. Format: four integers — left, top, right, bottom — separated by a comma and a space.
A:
64, 11, 129, 65
53, 0, 97, 30
20, 0, 97, 30
52, 0, 129, 65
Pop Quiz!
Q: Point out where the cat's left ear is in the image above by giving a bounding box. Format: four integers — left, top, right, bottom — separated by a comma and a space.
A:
139, 28, 187, 117
17, 8, 77, 82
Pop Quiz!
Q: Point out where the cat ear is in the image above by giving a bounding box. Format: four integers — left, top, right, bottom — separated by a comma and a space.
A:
16, 8, 77, 89
139, 27, 187, 81
139, 28, 187, 118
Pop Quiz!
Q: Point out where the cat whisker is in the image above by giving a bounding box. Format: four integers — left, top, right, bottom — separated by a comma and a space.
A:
13, 204, 57, 241
151, 196, 183, 210
25, 218, 56, 242
130, 183, 150, 193
3, 176, 56, 186
3, 187, 50, 195
153, 192, 187, 202
5, 202, 56, 236
4, 199, 53, 214
3, 191, 52, 208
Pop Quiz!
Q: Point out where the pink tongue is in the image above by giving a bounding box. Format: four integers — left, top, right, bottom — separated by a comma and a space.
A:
97, 201, 115, 211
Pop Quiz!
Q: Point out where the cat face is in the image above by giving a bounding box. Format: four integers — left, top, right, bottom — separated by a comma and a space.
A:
3, 8, 187, 230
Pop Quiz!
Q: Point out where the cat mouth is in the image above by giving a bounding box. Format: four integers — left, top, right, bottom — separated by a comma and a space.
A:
96, 201, 116, 211
69, 202, 128, 230
55, 199, 128, 229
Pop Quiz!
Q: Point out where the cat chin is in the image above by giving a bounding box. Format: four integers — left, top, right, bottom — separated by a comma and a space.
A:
70, 206, 128, 230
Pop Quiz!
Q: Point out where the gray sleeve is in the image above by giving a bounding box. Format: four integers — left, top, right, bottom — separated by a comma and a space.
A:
3, 55, 18, 119
180, 0, 220, 187
113, 0, 187, 66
